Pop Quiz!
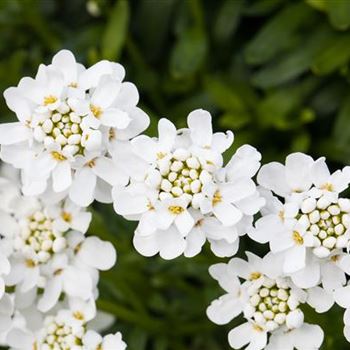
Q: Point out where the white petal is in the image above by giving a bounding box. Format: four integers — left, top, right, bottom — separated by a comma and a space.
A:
158, 227, 186, 260
211, 131, 234, 153
52, 49, 78, 84
291, 261, 320, 289
91, 79, 121, 108
52, 161, 72, 192
248, 215, 280, 244
344, 326, 350, 342
113, 188, 149, 216
0, 122, 30, 145
187, 109, 213, 147
115, 107, 149, 140
321, 261, 346, 291
257, 162, 289, 196
114, 82, 139, 108
131, 135, 158, 162
79, 60, 121, 89
311, 157, 330, 188
174, 210, 195, 236
286, 309, 304, 329
228, 323, 253, 349
38, 276, 62, 312
158, 118, 176, 151
184, 228, 206, 257
210, 239, 239, 258
226, 145, 261, 181
4, 87, 33, 122
78, 237, 116, 271
69, 168, 96, 207
63, 266, 92, 299
92, 157, 122, 186
334, 285, 350, 308
221, 179, 256, 203
101, 108, 131, 128
213, 202, 243, 226
307, 286, 334, 313
71, 212, 92, 233
207, 294, 242, 325
292, 324, 324, 350
283, 246, 306, 273
285, 152, 314, 192
133, 232, 158, 257
7, 328, 34, 349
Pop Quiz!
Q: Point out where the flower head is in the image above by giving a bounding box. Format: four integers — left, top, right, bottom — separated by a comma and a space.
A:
251, 153, 350, 290
6, 299, 126, 350
207, 252, 330, 350
113, 109, 264, 259
0, 50, 149, 206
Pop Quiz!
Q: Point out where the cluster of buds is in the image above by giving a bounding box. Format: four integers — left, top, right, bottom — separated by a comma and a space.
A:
298, 196, 350, 258
245, 276, 302, 332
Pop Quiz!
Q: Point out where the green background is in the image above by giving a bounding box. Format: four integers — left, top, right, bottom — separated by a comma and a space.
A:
1, 0, 350, 348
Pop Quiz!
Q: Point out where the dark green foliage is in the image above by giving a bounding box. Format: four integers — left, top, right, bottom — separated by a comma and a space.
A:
1, 0, 350, 348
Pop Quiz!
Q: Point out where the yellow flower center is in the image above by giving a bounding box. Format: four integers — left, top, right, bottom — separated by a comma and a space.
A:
250, 272, 262, 280
51, 151, 67, 161
292, 231, 304, 245
61, 211, 72, 223
212, 191, 222, 206
43, 95, 58, 106
90, 104, 102, 118
73, 311, 84, 320
168, 206, 184, 215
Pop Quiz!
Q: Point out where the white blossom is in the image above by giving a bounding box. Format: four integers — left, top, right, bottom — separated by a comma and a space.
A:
207, 252, 331, 350
6, 298, 126, 350
0, 49, 149, 207
113, 109, 264, 259
251, 153, 350, 290
0, 174, 115, 313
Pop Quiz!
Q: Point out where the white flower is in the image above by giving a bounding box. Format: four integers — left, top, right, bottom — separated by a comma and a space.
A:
113, 109, 264, 259
7, 298, 126, 350
207, 252, 330, 350
0, 175, 115, 312
251, 153, 350, 290
0, 49, 149, 206
333, 283, 350, 343
0, 294, 14, 336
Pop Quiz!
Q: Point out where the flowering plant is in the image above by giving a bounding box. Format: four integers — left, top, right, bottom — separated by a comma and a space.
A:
0, 50, 349, 350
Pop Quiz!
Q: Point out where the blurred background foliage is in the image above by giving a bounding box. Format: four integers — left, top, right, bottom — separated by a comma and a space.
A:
1, 0, 350, 349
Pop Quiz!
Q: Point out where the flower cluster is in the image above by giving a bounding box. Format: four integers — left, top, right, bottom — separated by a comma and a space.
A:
0, 49, 149, 207
1, 50, 350, 349
113, 111, 264, 259
207, 252, 332, 350
7, 299, 126, 350
0, 52, 132, 349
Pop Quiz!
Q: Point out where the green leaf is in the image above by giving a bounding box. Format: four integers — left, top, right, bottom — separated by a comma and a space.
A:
251, 26, 335, 88
327, 0, 350, 30
306, 0, 327, 11
204, 76, 248, 115
170, 27, 207, 78
312, 33, 350, 74
213, 0, 243, 43
101, 0, 129, 60
245, 2, 315, 65
332, 93, 350, 147
243, 0, 283, 16
257, 78, 318, 129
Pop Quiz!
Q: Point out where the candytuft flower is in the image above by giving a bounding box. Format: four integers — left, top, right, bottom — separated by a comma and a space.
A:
0, 50, 149, 206
6, 298, 127, 350
113, 109, 264, 259
207, 252, 330, 350
251, 153, 350, 290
